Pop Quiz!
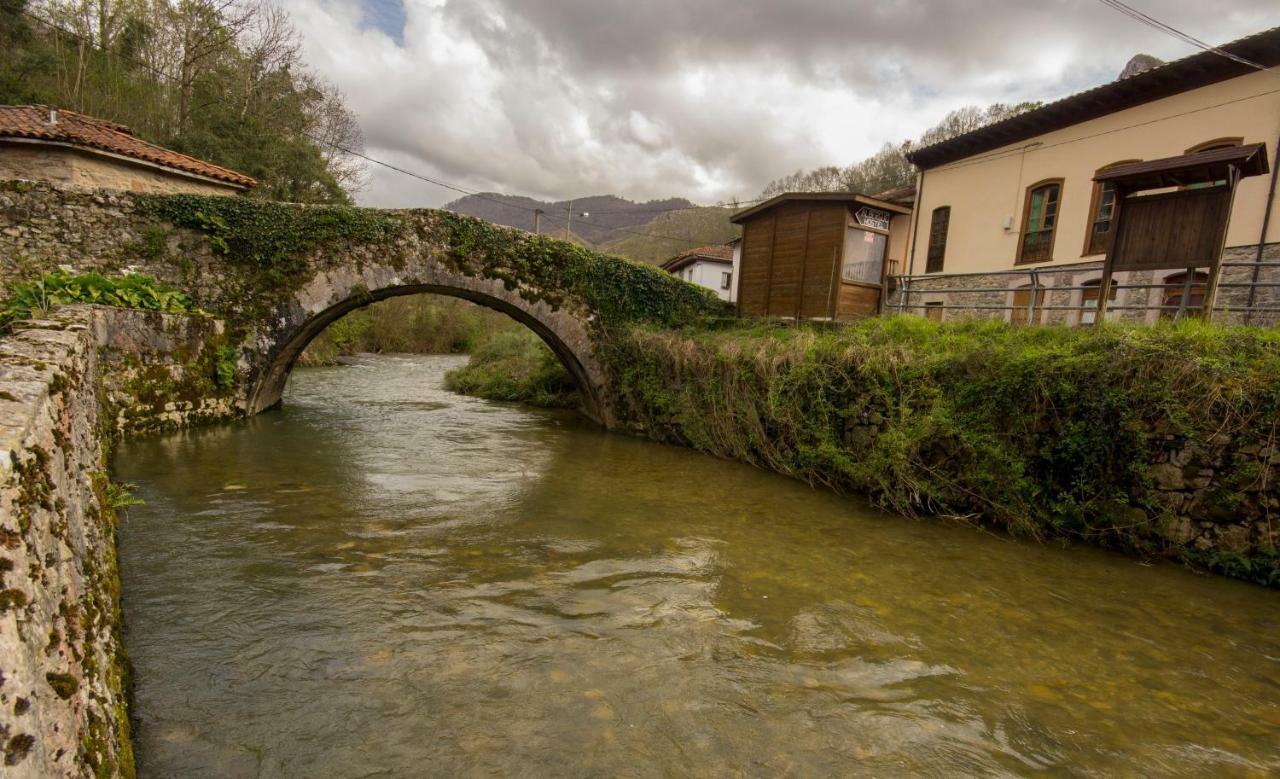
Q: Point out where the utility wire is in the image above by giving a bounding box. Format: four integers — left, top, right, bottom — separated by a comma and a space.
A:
18, 8, 736, 250
1094, 0, 1273, 72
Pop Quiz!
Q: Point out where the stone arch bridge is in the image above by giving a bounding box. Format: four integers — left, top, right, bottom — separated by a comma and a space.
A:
0, 182, 723, 428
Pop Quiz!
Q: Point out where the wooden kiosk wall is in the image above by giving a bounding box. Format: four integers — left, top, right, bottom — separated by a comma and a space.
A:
737, 201, 848, 319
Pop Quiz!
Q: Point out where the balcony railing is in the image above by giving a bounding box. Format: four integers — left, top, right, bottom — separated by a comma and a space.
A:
1019, 230, 1054, 263
887, 258, 1280, 325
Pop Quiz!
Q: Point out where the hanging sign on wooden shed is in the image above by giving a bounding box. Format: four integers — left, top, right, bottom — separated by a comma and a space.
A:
854, 207, 892, 232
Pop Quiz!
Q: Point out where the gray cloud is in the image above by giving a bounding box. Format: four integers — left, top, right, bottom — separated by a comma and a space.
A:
287, 0, 1278, 208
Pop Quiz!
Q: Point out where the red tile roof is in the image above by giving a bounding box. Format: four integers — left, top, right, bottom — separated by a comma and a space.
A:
683, 245, 733, 260
0, 105, 256, 188
661, 244, 734, 272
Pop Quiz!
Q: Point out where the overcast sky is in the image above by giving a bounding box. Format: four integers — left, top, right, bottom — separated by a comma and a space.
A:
278, 0, 1277, 208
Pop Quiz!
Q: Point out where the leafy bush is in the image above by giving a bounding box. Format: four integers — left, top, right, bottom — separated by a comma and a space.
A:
601, 316, 1280, 585
444, 329, 579, 409
1, 271, 198, 330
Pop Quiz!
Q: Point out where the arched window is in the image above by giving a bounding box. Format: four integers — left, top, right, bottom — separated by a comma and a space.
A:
926, 206, 950, 273
1017, 179, 1063, 264
1079, 278, 1117, 325
1083, 161, 1140, 256
1010, 284, 1046, 326
1160, 271, 1209, 319
1184, 138, 1242, 189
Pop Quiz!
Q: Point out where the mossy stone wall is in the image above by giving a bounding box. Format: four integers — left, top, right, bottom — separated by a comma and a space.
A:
0, 310, 134, 777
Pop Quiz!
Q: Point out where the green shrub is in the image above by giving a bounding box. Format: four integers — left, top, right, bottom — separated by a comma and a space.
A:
1, 271, 198, 330
444, 329, 579, 409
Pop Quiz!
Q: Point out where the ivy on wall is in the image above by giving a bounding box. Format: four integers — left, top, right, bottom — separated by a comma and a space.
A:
433, 211, 729, 328
139, 194, 401, 283
139, 194, 728, 329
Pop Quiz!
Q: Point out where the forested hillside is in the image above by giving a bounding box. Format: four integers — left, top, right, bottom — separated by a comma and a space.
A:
445, 193, 696, 246
445, 193, 739, 264
600, 207, 738, 265
0, 0, 363, 202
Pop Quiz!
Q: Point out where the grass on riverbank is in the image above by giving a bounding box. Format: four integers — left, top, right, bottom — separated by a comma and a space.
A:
599, 316, 1280, 586
298, 293, 579, 408
443, 329, 580, 409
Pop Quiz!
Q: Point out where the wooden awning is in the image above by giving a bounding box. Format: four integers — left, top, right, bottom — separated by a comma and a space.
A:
1094, 143, 1269, 191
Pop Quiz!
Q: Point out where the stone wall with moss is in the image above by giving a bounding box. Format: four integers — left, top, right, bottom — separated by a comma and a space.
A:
0, 305, 244, 777
0, 179, 726, 426
91, 308, 244, 436
601, 318, 1280, 587
0, 310, 133, 777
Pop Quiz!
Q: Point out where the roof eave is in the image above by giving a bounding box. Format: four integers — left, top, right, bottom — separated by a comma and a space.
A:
905, 26, 1280, 170
731, 192, 911, 223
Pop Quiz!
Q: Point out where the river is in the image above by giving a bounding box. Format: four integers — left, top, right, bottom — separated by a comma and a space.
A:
112, 354, 1280, 777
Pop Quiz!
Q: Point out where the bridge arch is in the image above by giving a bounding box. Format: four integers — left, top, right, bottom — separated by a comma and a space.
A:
245, 264, 609, 424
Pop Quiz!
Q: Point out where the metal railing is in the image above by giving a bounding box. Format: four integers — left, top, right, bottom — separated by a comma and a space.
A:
888, 259, 1280, 324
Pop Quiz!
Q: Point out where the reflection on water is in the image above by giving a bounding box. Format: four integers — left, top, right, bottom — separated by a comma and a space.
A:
114, 355, 1280, 777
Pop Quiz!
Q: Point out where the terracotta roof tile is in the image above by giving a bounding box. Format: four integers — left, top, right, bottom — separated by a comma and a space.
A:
0, 105, 256, 188
661, 244, 734, 271
682, 245, 733, 260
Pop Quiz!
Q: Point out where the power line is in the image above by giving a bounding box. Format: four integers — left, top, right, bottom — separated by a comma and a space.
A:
17, 8, 736, 251
1094, 0, 1273, 72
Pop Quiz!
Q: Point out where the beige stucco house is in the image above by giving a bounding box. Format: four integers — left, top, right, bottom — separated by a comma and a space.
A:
0, 105, 255, 195
894, 26, 1280, 325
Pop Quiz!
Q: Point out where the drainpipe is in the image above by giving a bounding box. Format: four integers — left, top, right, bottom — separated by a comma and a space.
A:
1245, 127, 1280, 323
903, 168, 925, 312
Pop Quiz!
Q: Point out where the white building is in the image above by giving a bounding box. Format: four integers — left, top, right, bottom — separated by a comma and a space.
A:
660, 245, 735, 301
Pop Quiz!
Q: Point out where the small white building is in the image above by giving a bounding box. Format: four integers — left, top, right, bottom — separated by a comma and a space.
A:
661, 244, 735, 301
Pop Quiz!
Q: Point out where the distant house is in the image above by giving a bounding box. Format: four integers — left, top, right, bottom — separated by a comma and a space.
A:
729, 193, 912, 320
0, 105, 256, 195
661, 244, 736, 301
896, 26, 1280, 325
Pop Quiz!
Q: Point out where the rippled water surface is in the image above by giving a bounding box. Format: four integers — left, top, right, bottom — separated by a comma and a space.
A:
114, 354, 1280, 777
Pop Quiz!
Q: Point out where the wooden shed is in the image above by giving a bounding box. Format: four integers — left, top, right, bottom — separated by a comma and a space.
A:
730, 193, 913, 320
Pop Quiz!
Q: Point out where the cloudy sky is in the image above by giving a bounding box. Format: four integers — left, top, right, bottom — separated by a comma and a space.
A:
277, 0, 1277, 208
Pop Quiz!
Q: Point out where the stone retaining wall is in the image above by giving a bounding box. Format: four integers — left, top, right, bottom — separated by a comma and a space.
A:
0, 306, 243, 777
887, 243, 1280, 325
0, 311, 131, 777
843, 400, 1278, 559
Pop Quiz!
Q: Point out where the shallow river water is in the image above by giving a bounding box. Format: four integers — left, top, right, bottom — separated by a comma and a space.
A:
114, 354, 1280, 777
